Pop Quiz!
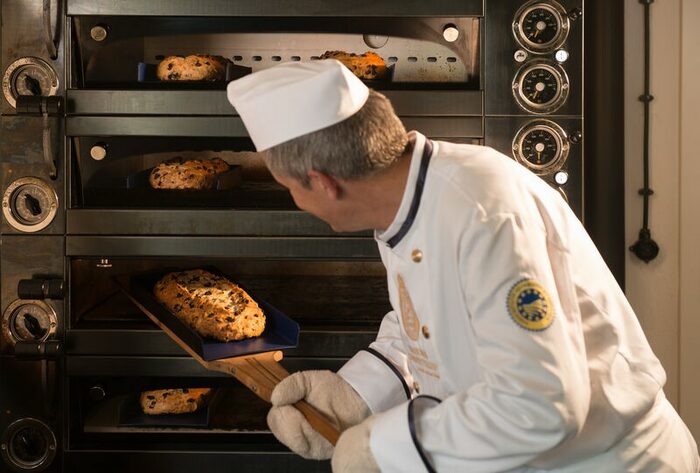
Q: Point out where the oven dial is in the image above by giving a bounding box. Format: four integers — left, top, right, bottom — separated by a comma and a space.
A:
2, 177, 58, 233
2, 300, 57, 346
513, 1, 570, 53
1, 418, 57, 472
512, 119, 570, 175
512, 60, 569, 114
2, 57, 59, 109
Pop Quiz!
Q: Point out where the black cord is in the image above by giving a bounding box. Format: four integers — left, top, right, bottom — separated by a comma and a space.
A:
630, 0, 659, 263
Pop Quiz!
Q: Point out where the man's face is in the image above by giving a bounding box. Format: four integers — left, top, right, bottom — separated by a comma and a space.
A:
272, 173, 342, 231
270, 169, 361, 233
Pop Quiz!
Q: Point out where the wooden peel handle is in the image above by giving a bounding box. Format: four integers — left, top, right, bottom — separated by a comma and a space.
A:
294, 399, 341, 445
216, 353, 341, 445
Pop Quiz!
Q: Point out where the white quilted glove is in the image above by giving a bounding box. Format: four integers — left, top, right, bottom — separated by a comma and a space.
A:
267, 370, 370, 460
331, 416, 380, 473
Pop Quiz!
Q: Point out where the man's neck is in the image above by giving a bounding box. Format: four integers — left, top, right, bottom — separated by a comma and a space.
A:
341, 138, 417, 232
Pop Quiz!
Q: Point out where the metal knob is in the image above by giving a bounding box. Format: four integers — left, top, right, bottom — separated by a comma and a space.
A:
442, 24, 460, 42
90, 143, 108, 161
90, 25, 108, 42
88, 385, 107, 401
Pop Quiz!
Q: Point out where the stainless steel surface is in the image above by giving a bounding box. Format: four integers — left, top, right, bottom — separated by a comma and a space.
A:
66, 209, 346, 236
67, 0, 484, 17
66, 116, 484, 138
65, 236, 379, 259
0, 1, 628, 471
66, 89, 483, 116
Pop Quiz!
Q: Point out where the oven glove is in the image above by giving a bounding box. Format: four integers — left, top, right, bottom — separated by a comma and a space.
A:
267, 370, 371, 460
331, 415, 380, 473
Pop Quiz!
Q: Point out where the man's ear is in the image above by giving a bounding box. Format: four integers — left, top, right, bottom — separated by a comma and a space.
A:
308, 170, 341, 199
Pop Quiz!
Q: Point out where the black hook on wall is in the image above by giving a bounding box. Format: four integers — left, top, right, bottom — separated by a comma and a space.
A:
630, 0, 659, 263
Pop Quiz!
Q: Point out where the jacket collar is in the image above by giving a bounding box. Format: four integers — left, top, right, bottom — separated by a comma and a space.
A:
376, 131, 435, 249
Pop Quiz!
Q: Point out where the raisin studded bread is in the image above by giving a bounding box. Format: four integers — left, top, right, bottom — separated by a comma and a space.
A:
149, 157, 230, 190
140, 388, 212, 415
156, 55, 230, 81
319, 50, 388, 80
153, 269, 266, 342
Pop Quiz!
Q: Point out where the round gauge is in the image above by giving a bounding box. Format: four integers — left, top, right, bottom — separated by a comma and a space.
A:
2, 177, 59, 233
2, 57, 59, 109
2, 299, 58, 346
512, 60, 569, 114
512, 119, 570, 175
513, 1, 570, 53
1, 418, 57, 472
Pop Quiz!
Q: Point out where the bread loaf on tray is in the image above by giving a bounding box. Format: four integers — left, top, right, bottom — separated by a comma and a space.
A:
319, 50, 388, 80
140, 388, 212, 415
153, 269, 266, 342
156, 55, 230, 81
149, 157, 230, 190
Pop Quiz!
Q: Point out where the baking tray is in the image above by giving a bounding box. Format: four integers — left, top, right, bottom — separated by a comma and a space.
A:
118, 389, 219, 428
126, 164, 243, 191
138, 61, 252, 85
116, 268, 300, 361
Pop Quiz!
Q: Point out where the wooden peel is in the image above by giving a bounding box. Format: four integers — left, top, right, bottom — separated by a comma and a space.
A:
139, 300, 341, 445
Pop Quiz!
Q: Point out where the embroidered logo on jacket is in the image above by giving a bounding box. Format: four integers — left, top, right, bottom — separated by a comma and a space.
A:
507, 279, 554, 331
397, 274, 420, 341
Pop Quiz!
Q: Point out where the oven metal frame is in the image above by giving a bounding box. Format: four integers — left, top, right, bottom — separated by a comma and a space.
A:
1, 1, 626, 472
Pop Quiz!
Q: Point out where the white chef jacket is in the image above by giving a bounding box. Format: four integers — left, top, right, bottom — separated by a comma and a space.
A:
338, 132, 699, 473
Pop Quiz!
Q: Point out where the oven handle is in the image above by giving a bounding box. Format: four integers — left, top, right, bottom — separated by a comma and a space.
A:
42, 0, 58, 60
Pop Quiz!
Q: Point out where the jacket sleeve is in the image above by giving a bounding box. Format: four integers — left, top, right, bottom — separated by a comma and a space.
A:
338, 309, 413, 414
369, 211, 592, 473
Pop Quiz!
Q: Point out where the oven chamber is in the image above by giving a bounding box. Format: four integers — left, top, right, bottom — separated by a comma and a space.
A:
0, 1, 624, 472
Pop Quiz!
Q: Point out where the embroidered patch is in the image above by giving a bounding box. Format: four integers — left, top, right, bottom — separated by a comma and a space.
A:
507, 279, 554, 331
397, 274, 421, 341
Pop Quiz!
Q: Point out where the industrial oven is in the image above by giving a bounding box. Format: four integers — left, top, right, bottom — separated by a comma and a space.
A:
0, 1, 622, 472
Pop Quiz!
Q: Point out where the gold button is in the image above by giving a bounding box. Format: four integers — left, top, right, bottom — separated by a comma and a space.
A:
413, 381, 421, 393
421, 325, 430, 339
411, 249, 423, 262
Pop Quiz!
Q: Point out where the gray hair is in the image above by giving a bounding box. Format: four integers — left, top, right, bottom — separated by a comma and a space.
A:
262, 89, 408, 187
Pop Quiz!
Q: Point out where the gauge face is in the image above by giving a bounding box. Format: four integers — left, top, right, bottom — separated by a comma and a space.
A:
2, 299, 57, 346
1, 418, 57, 472
513, 1, 570, 52
521, 67, 559, 105
2, 177, 58, 232
522, 8, 560, 46
512, 120, 570, 175
2, 57, 59, 108
513, 60, 569, 114
10, 304, 53, 342
10, 184, 54, 225
520, 128, 560, 166
10, 425, 49, 466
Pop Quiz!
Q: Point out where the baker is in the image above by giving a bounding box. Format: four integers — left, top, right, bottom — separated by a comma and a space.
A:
226, 60, 699, 472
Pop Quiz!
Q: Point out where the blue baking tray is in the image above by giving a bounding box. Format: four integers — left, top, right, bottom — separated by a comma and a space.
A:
116, 267, 299, 361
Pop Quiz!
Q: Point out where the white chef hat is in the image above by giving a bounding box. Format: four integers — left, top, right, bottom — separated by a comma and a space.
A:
226, 59, 370, 151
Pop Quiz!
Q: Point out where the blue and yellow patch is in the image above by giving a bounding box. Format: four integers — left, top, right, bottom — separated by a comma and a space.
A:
507, 279, 554, 331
